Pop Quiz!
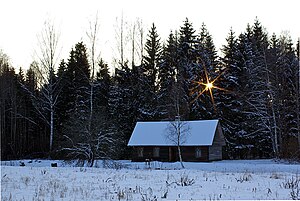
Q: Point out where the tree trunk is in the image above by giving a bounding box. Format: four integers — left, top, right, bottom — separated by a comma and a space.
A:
132, 23, 135, 68
120, 13, 124, 65
177, 145, 184, 169
263, 48, 279, 157
50, 102, 54, 153
89, 83, 93, 135
89, 150, 94, 167
177, 120, 184, 168
271, 103, 279, 156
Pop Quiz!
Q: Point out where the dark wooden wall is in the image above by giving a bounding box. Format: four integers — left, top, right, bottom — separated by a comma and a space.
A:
208, 123, 226, 161
131, 146, 210, 162
208, 145, 222, 161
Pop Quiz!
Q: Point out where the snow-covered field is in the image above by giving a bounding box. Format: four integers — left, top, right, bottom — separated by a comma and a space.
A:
1, 159, 300, 200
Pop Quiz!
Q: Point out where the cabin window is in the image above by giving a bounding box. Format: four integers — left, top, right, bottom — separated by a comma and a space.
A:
138, 147, 144, 157
153, 147, 160, 157
195, 147, 202, 158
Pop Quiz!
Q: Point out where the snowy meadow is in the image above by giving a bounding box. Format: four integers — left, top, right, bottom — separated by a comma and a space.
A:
1, 159, 300, 200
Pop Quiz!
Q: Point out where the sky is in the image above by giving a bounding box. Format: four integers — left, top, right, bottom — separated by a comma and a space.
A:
0, 0, 299, 70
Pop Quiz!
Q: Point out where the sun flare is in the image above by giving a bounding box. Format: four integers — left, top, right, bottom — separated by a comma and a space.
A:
190, 58, 229, 114
205, 82, 213, 90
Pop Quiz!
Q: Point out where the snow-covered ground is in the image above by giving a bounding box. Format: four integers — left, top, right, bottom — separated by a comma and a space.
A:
1, 159, 300, 200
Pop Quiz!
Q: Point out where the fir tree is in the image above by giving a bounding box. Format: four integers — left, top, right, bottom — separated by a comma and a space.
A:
177, 18, 196, 119
95, 59, 111, 111
248, 19, 273, 156
276, 34, 299, 158
142, 23, 161, 91
233, 20, 272, 158
233, 28, 257, 158
190, 23, 218, 120
108, 63, 139, 158
139, 23, 162, 121
24, 66, 42, 156
157, 31, 177, 120
54, 59, 70, 152
218, 28, 245, 158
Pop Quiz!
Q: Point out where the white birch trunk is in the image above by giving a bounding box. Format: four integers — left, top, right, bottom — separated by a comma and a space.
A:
50, 102, 54, 152
177, 117, 184, 169
177, 145, 184, 169
263, 48, 279, 157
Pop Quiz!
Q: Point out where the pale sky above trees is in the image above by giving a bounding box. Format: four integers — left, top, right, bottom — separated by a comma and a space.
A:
1, 0, 299, 69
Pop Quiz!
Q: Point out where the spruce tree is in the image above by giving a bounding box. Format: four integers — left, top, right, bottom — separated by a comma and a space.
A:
61, 42, 94, 165
249, 19, 273, 157
54, 59, 70, 153
157, 31, 177, 120
218, 28, 245, 158
276, 34, 299, 158
142, 23, 161, 91
190, 23, 218, 120
95, 59, 111, 111
139, 23, 162, 121
233, 28, 257, 158
233, 20, 272, 158
266, 33, 282, 157
177, 18, 196, 119
108, 63, 139, 158
24, 66, 42, 156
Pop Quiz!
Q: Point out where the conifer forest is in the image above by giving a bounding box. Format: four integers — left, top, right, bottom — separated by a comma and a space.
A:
1, 18, 300, 164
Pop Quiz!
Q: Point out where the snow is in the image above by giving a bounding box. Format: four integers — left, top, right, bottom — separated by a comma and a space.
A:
1, 159, 300, 200
128, 119, 219, 146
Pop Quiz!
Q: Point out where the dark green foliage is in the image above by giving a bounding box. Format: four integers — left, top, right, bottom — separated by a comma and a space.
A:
190, 23, 219, 120
143, 23, 162, 91
94, 59, 111, 114
139, 23, 162, 121
218, 28, 246, 158
157, 31, 177, 120
275, 35, 299, 158
0, 58, 48, 160
108, 63, 140, 158
177, 18, 196, 119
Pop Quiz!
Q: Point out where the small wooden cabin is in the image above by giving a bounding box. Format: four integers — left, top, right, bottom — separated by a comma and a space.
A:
127, 120, 225, 162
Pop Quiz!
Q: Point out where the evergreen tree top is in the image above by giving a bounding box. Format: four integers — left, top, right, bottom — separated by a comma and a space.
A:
179, 18, 196, 44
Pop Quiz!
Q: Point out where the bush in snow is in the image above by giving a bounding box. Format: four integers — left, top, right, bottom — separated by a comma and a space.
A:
282, 176, 300, 189
102, 159, 126, 169
236, 172, 252, 183
176, 173, 195, 186
281, 175, 300, 200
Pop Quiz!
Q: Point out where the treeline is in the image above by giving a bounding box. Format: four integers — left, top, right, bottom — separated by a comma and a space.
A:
1, 18, 299, 163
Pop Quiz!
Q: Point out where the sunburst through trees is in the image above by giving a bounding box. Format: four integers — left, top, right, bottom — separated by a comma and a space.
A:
190, 58, 228, 113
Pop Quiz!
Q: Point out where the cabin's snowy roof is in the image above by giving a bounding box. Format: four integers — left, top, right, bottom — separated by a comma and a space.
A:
128, 119, 219, 146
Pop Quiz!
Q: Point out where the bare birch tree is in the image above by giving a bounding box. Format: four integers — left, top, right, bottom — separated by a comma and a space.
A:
86, 14, 100, 137
34, 19, 61, 153
262, 47, 279, 157
136, 19, 145, 65
166, 116, 190, 169
62, 15, 118, 166
165, 84, 190, 168
113, 15, 145, 71
129, 18, 145, 67
113, 13, 127, 67
131, 21, 136, 68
